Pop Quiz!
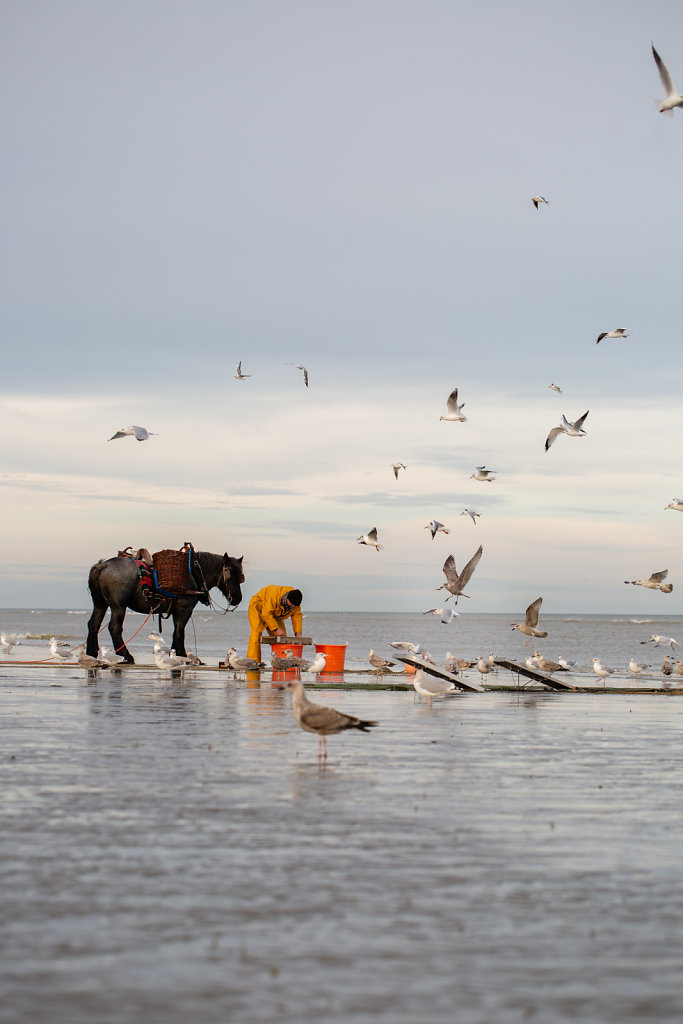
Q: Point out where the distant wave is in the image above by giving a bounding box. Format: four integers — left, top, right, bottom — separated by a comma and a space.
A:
629, 619, 654, 624
563, 618, 582, 622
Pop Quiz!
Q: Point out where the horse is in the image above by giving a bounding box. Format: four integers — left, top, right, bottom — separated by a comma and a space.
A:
86, 550, 244, 663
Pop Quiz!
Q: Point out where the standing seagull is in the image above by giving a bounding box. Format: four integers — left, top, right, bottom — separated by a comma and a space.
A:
624, 569, 673, 593
287, 678, 377, 760
531, 196, 549, 209
470, 466, 496, 482
108, 425, 157, 442
459, 508, 481, 525
545, 411, 589, 452
413, 669, 457, 707
424, 519, 450, 540
665, 498, 683, 512
596, 328, 628, 345
651, 43, 683, 116
357, 527, 383, 551
437, 545, 483, 604
511, 596, 548, 640
368, 649, 395, 675
440, 388, 467, 422
591, 657, 615, 685
391, 463, 407, 479
535, 651, 569, 676
234, 361, 251, 380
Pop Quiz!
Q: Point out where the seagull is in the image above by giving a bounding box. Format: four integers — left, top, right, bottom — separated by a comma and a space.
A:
272, 651, 301, 670
0, 633, 19, 654
641, 635, 679, 650
459, 508, 481, 525
547, 383, 562, 393
147, 632, 168, 649
226, 646, 260, 674
368, 649, 395, 675
661, 656, 674, 681
99, 645, 126, 668
444, 652, 460, 674
422, 607, 460, 624
391, 462, 407, 479
306, 651, 327, 675
390, 641, 419, 653
286, 678, 377, 759
591, 657, 614, 684
557, 657, 576, 671
357, 527, 382, 551
281, 648, 311, 670
652, 43, 683, 116
108, 425, 157, 442
48, 638, 75, 661
531, 196, 549, 209
675, 660, 683, 678
75, 645, 106, 669
469, 466, 496, 482
545, 411, 589, 452
665, 498, 683, 512
413, 644, 436, 664
437, 545, 483, 604
624, 569, 673, 593
629, 657, 649, 675
596, 328, 628, 345
525, 654, 539, 670
154, 644, 191, 672
296, 365, 309, 387
425, 519, 450, 540
440, 388, 467, 423
476, 656, 491, 682
534, 650, 569, 676
413, 669, 458, 707
511, 596, 548, 640
234, 361, 251, 380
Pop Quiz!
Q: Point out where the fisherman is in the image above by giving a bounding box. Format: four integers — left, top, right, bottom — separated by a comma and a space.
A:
247, 586, 303, 664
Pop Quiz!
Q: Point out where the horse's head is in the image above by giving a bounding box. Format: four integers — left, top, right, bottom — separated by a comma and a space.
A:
220, 554, 244, 608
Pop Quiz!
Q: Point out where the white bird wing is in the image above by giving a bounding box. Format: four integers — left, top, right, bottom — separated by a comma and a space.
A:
648, 569, 669, 584
367, 527, 379, 544
652, 44, 675, 97
573, 410, 589, 431
545, 425, 564, 451
446, 388, 460, 414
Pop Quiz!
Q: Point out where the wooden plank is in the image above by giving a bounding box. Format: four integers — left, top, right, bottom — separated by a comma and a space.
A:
261, 636, 313, 646
493, 657, 576, 691
394, 654, 485, 692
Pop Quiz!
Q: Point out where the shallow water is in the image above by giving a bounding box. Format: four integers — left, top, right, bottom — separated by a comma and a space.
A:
2, 657, 683, 1023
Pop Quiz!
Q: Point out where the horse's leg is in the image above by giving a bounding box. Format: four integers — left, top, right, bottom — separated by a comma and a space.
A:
170, 599, 195, 658
86, 602, 107, 658
108, 606, 135, 664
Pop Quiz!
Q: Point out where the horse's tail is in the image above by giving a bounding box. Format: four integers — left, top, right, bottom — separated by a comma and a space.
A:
88, 560, 108, 605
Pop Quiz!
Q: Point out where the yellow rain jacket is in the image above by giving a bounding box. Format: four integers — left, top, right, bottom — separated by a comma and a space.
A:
247, 585, 303, 662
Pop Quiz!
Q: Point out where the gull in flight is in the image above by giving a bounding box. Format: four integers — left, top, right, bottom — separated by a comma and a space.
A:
640, 635, 679, 650
296, 365, 309, 387
624, 569, 673, 593
108, 425, 157, 442
531, 196, 549, 209
596, 328, 628, 345
511, 596, 548, 640
286, 678, 377, 760
437, 545, 483, 603
413, 669, 458, 707
470, 466, 496, 482
665, 498, 683, 512
234, 361, 251, 380
547, 383, 562, 393
424, 519, 450, 540
357, 527, 382, 551
392, 463, 407, 479
459, 508, 481, 525
440, 388, 467, 423
652, 43, 683, 116
545, 411, 589, 452
591, 657, 614, 685
422, 607, 460, 624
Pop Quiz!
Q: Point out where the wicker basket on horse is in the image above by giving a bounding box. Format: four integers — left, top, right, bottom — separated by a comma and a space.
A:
152, 544, 194, 594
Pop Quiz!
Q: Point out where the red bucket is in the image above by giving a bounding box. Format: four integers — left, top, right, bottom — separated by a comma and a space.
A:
314, 643, 347, 673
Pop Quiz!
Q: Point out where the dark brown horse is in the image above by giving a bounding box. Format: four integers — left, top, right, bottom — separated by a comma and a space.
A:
86, 550, 244, 663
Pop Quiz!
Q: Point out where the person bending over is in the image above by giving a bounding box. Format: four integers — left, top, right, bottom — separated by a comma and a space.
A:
247, 586, 303, 663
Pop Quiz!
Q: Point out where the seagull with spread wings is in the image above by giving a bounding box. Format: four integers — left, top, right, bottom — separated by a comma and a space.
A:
652, 43, 683, 115
511, 596, 548, 640
437, 545, 483, 604
545, 411, 589, 452
624, 569, 673, 594
440, 387, 467, 422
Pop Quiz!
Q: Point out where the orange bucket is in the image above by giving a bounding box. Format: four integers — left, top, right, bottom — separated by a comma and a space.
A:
271, 643, 304, 658
314, 643, 347, 673
404, 662, 416, 675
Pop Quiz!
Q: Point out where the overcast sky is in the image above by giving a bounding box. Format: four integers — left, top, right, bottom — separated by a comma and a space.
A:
1, 0, 682, 613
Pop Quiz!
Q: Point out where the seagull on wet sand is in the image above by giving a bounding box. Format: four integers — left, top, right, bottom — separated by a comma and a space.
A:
287, 678, 377, 760
440, 388, 467, 422
661, 656, 674, 682
459, 508, 481, 525
75, 645, 106, 670
99, 645, 126, 668
358, 527, 383, 551
392, 463, 407, 479
423, 607, 460, 624
108, 425, 158, 442
425, 519, 450, 540
596, 329, 628, 345
591, 657, 614, 684
641, 635, 679, 650
413, 669, 458, 707
652, 43, 683, 116
665, 498, 683, 512
511, 596, 548, 640
558, 657, 576, 671
437, 545, 483, 604
154, 645, 191, 672
629, 657, 649, 675
48, 637, 74, 661
532, 196, 549, 209
368, 649, 395, 675
234, 361, 251, 380
624, 569, 673, 593
545, 411, 589, 452
0, 634, 20, 654
470, 466, 496, 482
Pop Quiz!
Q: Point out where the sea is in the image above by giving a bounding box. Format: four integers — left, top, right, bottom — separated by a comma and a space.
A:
2, 608, 683, 1023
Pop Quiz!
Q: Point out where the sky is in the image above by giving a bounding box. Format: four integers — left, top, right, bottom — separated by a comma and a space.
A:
1, 0, 682, 613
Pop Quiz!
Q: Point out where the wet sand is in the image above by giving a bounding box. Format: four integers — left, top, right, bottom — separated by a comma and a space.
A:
2, 667, 683, 1023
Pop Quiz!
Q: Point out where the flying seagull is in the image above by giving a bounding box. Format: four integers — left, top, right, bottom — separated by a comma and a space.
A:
357, 527, 382, 551
511, 596, 548, 639
664, 498, 683, 512
545, 411, 589, 452
531, 196, 549, 209
459, 508, 481, 525
437, 545, 483, 604
424, 519, 450, 540
286, 678, 377, 760
423, 607, 460, 624
624, 569, 673, 593
547, 383, 562, 393
440, 388, 467, 422
296, 365, 309, 387
651, 43, 683, 116
234, 361, 251, 380
641, 635, 679, 650
392, 462, 407, 479
596, 328, 628, 345
108, 425, 157, 442
469, 466, 496, 482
